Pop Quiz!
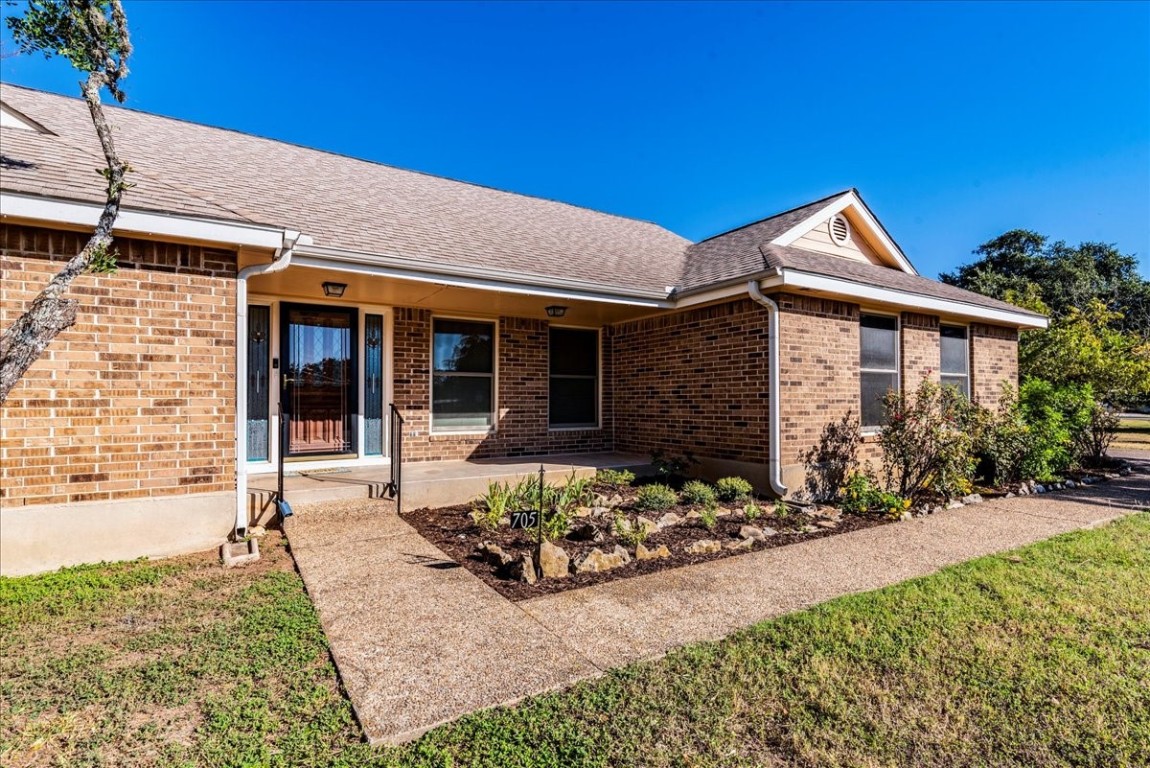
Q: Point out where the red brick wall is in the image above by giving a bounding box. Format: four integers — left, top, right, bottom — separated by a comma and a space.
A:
0, 224, 237, 506
971, 322, 1019, 407
392, 308, 612, 461
775, 294, 865, 469
612, 298, 770, 463
901, 311, 942, 392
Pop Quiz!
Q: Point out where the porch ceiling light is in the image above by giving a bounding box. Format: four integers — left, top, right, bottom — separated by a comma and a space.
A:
322, 281, 347, 298
545, 305, 567, 318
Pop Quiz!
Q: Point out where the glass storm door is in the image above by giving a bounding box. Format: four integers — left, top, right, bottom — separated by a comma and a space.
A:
282, 304, 357, 458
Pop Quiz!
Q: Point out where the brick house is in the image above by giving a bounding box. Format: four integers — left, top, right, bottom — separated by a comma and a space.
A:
0, 85, 1046, 575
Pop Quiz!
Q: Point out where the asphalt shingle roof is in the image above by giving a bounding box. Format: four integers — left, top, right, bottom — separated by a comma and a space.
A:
0, 83, 1042, 321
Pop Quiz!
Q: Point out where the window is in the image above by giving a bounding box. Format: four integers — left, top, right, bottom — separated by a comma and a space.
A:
860, 314, 899, 428
432, 318, 494, 431
940, 325, 969, 396
549, 328, 598, 428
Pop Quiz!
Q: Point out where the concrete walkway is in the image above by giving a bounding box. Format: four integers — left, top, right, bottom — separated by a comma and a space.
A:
285, 458, 1148, 744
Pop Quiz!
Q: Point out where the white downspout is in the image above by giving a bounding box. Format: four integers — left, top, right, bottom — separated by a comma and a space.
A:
747, 278, 789, 498
234, 230, 304, 537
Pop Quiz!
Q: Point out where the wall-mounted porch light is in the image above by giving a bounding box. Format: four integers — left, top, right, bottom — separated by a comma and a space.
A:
545, 305, 567, 318
322, 281, 347, 298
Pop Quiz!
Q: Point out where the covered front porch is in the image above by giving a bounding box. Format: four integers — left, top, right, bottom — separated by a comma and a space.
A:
246, 451, 650, 525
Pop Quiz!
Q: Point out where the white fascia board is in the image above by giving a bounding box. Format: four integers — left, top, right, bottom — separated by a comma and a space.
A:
291, 252, 672, 308
673, 273, 785, 309
770, 191, 917, 275
0, 192, 285, 249
780, 269, 1049, 329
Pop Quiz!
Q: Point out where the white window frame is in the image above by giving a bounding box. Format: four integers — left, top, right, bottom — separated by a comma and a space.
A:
859, 311, 901, 432
430, 314, 499, 435
547, 325, 602, 431
940, 323, 971, 398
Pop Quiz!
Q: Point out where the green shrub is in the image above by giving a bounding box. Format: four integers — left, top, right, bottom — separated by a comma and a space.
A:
680, 479, 717, 506
970, 385, 1031, 487
698, 502, 718, 531
715, 476, 753, 502
1076, 403, 1119, 467
470, 481, 514, 531
613, 514, 649, 548
773, 499, 790, 520
841, 472, 909, 519
1018, 379, 1095, 479
634, 483, 677, 512
595, 468, 635, 487
879, 379, 976, 500
743, 500, 763, 522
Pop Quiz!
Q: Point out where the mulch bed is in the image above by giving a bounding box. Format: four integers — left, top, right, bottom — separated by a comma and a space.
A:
402, 491, 888, 601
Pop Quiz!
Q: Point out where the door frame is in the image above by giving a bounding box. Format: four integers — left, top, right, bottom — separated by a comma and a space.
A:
280, 301, 360, 460
244, 296, 394, 473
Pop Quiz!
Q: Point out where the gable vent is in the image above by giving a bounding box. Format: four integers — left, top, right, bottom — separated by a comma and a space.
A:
830, 214, 851, 245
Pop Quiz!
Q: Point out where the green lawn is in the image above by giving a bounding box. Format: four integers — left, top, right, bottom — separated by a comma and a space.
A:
1114, 417, 1150, 452
2, 515, 1148, 768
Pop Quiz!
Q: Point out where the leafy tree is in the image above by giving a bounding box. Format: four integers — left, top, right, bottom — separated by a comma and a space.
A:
1020, 300, 1150, 404
0, 0, 132, 404
941, 229, 1150, 337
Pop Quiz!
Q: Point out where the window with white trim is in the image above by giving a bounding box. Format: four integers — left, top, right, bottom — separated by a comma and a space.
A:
860, 314, 899, 428
940, 325, 970, 397
432, 318, 494, 430
549, 327, 598, 428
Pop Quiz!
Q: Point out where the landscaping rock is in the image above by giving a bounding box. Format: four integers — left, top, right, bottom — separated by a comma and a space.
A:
575, 547, 627, 574
931, 506, 945, 516
608, 494, 625, 507
946, 500, 964, 510
1035, 485, 1046, 494
800, 525, 820, 534
566, 522, 602, 542
501, 554, 536, 584
656, 512, 682, 530
686, 539, 721, 555
635, 543, 671, 560
574, 506, 595, 518
815, 519, 839, 528
1064, 480, 1076, 489
247, 525, 267, 538
739, 525, 769, 542
715, 507, 733, 518
613, 544, 632, 565
1004, 492, 1016, 499
725, 537, 754, 551
591, 506, 611, 517
961, 493, 983, 505
635, 516, 659, 536
477, 541, 513, 567
685, 510, 703, 520
538, 541, 570, 579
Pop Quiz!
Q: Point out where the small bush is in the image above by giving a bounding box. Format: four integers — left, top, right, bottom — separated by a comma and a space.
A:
774, 499, 790, 520
698, 502, 718, 531
716, 476, 753, 503
801, 413, 861, 501
634, 483, 677, 512
1018, 379, 1095, 478
595, 468, 635, 487
841, 472, 909, 519
879, 379, 976, 501
1076, 403, 1119, 467
681, 480, 717, 506
743, 500, 763, 522
613, 514, 649, 548
471, 481, 514, 531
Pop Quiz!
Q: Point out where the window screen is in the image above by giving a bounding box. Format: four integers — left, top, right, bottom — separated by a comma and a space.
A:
432, 319, 495, 430
940, 325, 969, 396
549, 328, 598, 427
860, 314, 899, 428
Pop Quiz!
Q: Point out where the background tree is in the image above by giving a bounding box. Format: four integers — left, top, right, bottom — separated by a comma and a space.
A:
943, 229, 1150, 406
0, 0, 132, 404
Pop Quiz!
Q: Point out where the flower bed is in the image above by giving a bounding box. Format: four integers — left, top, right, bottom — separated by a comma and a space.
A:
401, 473, 887, 601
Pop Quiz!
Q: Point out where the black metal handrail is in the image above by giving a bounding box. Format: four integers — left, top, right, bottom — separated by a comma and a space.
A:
386, 403, 405, 513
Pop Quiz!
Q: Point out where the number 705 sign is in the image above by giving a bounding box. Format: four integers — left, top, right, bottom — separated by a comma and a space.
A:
509, 510, 540, 530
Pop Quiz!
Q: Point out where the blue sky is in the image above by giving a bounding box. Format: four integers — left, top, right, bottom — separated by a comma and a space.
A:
2, 0, 1147, 278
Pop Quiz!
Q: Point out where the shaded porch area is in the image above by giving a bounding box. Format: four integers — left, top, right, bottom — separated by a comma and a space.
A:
247, 451, 650, 524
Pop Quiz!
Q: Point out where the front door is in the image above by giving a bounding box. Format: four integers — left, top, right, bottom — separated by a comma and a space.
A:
282, 303, 358, 458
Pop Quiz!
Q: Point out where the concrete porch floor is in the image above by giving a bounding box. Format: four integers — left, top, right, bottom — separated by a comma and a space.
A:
247, 451, 649, 524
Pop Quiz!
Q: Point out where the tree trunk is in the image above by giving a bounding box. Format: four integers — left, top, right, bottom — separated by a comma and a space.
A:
0, 72, 128, 405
